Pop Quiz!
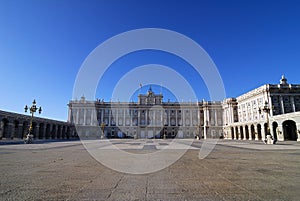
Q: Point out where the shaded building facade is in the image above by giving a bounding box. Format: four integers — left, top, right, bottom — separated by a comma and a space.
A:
0, 110, 77, 140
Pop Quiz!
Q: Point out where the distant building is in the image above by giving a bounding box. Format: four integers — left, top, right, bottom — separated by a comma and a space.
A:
68, 76, 300, 141
68, 87, 223, 139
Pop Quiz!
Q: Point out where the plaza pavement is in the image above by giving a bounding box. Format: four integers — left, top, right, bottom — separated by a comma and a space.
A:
0, 139, 300, 201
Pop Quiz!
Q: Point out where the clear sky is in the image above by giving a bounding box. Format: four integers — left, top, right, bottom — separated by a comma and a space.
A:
0, 0, 300, 121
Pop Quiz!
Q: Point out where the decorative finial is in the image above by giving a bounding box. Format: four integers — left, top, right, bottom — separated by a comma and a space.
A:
280, 75, 288, 85
147, 86, 153, 94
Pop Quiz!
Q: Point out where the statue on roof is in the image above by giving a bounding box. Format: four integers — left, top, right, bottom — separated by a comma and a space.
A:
280, 75, 288, 85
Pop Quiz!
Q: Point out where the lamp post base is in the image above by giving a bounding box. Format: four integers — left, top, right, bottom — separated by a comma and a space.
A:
24, 134, 33, 144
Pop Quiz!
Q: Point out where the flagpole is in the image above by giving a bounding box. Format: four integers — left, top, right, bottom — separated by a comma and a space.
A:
139, 83, 142, 94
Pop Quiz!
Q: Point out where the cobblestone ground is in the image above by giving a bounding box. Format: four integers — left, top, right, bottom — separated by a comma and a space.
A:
0, 140, 300, 201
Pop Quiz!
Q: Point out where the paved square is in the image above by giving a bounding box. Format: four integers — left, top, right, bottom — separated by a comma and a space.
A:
1, 139, 300, 200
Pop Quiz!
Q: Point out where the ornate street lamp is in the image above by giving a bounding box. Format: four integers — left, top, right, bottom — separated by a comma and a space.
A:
100, 122, 106, 139
24, 99, 42, 143
258, 101, 274, 144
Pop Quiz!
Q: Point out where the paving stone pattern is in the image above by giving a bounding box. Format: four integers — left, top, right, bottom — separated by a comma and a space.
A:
0, 140, 300, 201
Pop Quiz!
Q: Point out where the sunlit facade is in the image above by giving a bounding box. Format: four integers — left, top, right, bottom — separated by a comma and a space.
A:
68, 76, 300, 141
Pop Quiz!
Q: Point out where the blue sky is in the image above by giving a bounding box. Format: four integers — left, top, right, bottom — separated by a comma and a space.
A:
0, 0, 300, 121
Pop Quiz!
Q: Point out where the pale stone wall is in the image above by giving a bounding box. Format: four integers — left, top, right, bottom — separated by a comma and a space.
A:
222, 76, 300, 141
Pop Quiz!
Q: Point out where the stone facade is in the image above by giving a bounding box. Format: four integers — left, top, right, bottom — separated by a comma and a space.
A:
68, 88, 224, 139
0, 110, 77, 140
223, 76, 300, 141
68, 76, 300, 141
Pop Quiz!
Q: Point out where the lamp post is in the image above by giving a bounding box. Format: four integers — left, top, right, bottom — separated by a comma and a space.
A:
258, 101, 274, 144
24, 99, 42, 143
100, 122, 106, 139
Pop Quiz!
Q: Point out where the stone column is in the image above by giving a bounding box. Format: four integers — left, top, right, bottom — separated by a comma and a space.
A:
243, 126, 247, 140
76, 109, 79, 124
108, 109, 111, 126
203, 107, 208, 139
183, 109, 185, 126
233, 127, 237, 140
0, 121, 4, 139
207, 109, 210, 126
152, 110, 155, 126
42, 126, 46, 139
249, 127, 252, 141
116, 109, 119, 126
101, 109, 104, 124
161, 110, 163, 126
254, 125, 258, 140
130, 109, 133, 126
280, 96, 285, 114
268, 96, 274, 116
215, 110, 218, 126
238, 126, 242, 140
9, 123, 15, 139
123, 109, 126, 127
35, 125, 40, 139
261, 125, 266, 141
175, 110, 178, 126
146, 109, 148, 126
168, 110, 170, 126
138, 109, 140, 126
228, 105, 233, 124
83, 109, 87, 125
291, 96, 296, 112
91, 109, 95, 126
18, 124, 23, 139
203, 126, 207, 139
190, 109, 193, 126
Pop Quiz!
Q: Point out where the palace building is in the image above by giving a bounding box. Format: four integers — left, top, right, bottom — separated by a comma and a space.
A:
223, 75, 300, 142
68, 76, 300, 141
68, 87, 223, 139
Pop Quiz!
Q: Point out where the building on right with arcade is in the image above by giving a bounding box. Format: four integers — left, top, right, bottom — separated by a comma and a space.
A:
223, 75, 300, 142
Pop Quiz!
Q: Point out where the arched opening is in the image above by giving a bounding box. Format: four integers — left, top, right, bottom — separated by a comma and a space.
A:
250, 125, 255, 140
0, 118, 9, 139
57, 125, 61, 139
272, 122, 278, 141
46, 124, 51, 139
231, 127, 234, 139
245, 125, 249, 140
39, 123, 44, 139
32, 122, 37, 139
51, 125, 56, 139
66, 127, 70, 139
22, 121, 29, 139
235, 127, 239, 139
264, 123, 269, 137
62, 126, 66, 139
240, 126, 244, 139
282, 120, 297, 141
13, 120, 19, 139
257, 124, 262, 140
